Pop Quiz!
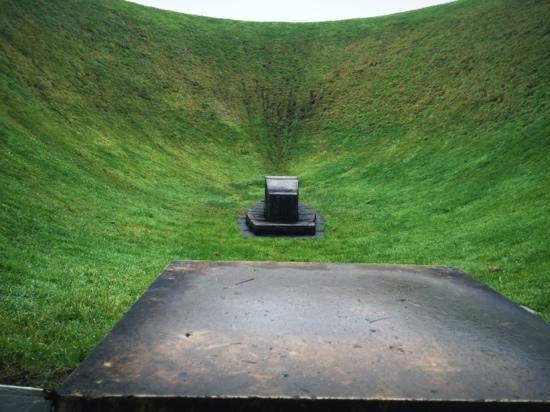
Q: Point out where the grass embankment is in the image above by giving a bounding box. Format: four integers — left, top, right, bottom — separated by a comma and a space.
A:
1, 0, 549, 387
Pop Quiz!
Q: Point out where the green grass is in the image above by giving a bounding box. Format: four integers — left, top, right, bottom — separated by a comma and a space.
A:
1, 0, 549, 388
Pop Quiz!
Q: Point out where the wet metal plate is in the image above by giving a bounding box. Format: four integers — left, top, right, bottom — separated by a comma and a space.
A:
58, 261, 550, 411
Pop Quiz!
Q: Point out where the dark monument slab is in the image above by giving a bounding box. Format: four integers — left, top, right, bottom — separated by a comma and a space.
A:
264, 176, 299, 222
244, 176, 321, 236
58, 261, 550, 411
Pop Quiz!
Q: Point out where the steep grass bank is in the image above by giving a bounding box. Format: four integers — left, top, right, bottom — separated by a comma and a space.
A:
1, 0, 549, 386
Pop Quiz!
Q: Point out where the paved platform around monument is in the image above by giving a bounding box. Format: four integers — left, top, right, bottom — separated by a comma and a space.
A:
58, 261, 550, 411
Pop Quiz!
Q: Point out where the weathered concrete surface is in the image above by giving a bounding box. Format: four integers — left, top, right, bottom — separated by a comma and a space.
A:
58, 261, 550, 411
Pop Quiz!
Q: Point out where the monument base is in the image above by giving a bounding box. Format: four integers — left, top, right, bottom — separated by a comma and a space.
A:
244, 201, 321, 236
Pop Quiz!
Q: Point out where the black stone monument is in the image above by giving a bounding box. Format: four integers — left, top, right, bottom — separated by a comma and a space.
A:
264, 176, 299, 222
244, 176, 321, 236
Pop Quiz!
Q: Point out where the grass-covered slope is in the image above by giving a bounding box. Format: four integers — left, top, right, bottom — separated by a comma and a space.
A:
1, 0, 549, 386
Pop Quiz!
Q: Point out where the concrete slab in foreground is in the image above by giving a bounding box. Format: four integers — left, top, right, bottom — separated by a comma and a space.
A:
58, 261, 550, 411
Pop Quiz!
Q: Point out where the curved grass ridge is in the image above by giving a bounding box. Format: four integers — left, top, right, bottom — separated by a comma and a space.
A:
1, 0, 549, 386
